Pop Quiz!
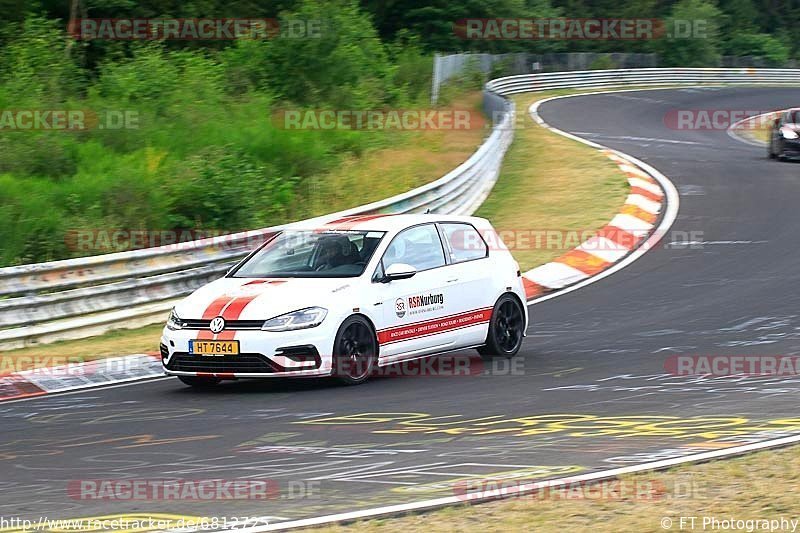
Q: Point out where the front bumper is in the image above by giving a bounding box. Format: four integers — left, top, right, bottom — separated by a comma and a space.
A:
780, 138, 800, 158
160, 326, 336, 378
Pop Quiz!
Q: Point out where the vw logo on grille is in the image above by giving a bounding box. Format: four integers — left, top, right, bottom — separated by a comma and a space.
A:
209, 316, 226, 334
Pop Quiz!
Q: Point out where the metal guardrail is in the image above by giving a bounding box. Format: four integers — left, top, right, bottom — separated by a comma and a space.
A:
0, 109, 515, 349
485, 67, 800, 95
4, 67, 799, 349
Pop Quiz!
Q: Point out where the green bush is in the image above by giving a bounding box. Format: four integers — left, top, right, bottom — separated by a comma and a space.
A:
0, 9, 444, 266
654, 0, 723, 67
589, 55, 617, 70
252, 0, 394, 108
0, 16, 83, 104
725, 33, 790, 66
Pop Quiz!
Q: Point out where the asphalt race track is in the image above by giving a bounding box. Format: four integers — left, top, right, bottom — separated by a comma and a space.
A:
3, 87, 800, 526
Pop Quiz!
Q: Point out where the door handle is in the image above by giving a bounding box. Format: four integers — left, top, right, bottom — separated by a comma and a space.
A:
446, 278, 459, 283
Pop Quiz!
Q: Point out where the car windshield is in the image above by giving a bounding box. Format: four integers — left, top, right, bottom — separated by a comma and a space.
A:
231, 229, 386, 278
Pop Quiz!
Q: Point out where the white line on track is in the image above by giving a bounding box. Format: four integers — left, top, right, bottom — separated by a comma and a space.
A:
571, 133, 705, 145
228, 434, 800, 531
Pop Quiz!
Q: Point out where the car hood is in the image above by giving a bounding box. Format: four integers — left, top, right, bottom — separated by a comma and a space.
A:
174, 276, 357, 321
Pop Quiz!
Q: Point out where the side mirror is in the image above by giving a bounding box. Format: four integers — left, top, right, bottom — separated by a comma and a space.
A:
383, 263, 417, 282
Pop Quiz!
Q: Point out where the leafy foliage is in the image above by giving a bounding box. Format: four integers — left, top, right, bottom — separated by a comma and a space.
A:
0, 0, 797, 264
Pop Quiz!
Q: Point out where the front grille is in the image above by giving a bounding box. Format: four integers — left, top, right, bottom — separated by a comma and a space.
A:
164, 352, 316, 374
180, 319, 264, 330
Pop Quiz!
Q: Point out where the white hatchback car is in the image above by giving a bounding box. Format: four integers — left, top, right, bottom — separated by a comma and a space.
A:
160, 214, 528, 386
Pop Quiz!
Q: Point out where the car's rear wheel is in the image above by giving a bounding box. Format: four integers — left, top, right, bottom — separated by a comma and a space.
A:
177, 375, 221, 388
333, 315, 378, 385
478, 294, 525, 358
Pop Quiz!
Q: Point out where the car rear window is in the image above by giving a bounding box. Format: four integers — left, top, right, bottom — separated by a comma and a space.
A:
440, 223, 488, 263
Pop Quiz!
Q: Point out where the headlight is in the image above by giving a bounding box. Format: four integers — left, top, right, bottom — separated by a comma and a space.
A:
261, 307, 327, 331
781, 127, 799, 139
166, 308, 183, 330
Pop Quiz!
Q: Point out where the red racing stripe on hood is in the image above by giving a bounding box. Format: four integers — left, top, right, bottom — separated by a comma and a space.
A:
196, 279, 275, 340
216, 280, 287, 340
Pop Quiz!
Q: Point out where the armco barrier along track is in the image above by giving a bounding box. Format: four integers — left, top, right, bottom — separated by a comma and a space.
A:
3, 67, 800, 349
0, 115, 514, 349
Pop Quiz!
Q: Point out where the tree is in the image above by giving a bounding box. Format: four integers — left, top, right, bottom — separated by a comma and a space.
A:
655, 0, 723, 67
726, 32, 790, 66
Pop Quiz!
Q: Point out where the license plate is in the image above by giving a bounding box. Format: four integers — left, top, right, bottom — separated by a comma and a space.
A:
189, 340, 240, 356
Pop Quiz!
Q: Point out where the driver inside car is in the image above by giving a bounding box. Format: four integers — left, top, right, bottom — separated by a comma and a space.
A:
314, 236, 358, 271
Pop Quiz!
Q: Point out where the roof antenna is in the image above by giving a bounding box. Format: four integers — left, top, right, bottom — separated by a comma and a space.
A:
424, 208, 432, 214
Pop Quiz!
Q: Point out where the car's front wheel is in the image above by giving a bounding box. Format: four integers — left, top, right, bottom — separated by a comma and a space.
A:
332, 315, 378, 385
177, 375, 221, 388
478, 293, 525, 358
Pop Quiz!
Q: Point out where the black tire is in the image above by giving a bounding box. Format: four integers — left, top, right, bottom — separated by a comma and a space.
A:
332, 315, 378, 385
769, 137, 777, 159
477, 293, 525, 358
177, 375, 221, 388
776, 138, 786, 160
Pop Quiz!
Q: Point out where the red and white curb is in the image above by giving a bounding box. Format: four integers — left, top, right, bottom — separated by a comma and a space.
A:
524, 89, 680, 303
0, 353, 164, 401
522, 150, 665, 300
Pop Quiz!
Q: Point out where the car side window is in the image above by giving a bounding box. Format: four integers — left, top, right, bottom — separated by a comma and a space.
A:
382, 224, 446, 272
441, 223, 488, 263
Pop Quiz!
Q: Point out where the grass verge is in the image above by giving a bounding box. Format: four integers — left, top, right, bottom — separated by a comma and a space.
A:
308, 91, 488, 214
475, 91, 629, 271
1, 324, 165, 368
312, 444, 800, 532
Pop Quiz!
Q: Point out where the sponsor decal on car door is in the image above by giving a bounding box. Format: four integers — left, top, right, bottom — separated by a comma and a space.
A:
438, 222, 495, 346
374, 224, 458, 361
